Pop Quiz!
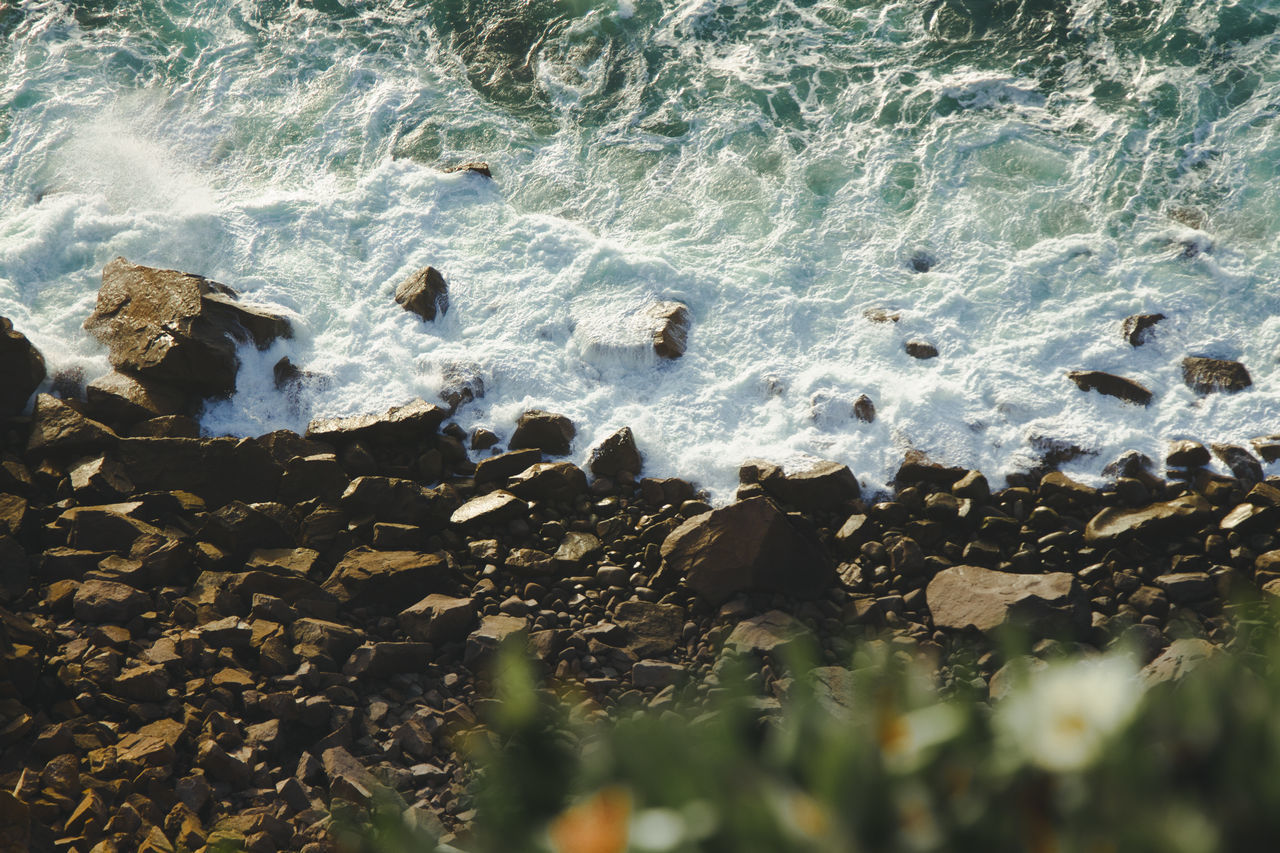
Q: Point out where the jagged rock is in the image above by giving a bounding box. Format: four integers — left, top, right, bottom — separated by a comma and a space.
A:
341, 476, 457, 526
509, 410, 576, 456
1182, 356, 1251, 394
68, 456, 135, 501
657, 496, 833, 605
507, 462, 588, 502
1166, 440, 1210, 469
1140, 638, 1220, 687
26, 394, 118, 455
450, 491, 526, 528
117, 437, 282, 507
395, 266, 449, 322
73, 579, 149, 623
464, 614, 528, 665
474, 449, 542, 484
280, 454, 350, 504
853, 394, 875, 423
55, 505, 164, 553
926, 566, 1084, 634
588, 427, 642, 478
614, 601, 684, 658
1067, 370, 1152, 406
443, 161, 491, 178
646, 301, 690, 359
113, 663, 171, 702
83, 257, 291, 397
200, 501, 294, 557
905, 340, 938, 359
756, 459, 860, 511
0, 316, 45, 417
553, 532, 602, 572
321, 548, 453, 607
438, 362, 483, 410
85, 372, 186, 423
723, 610, 808, 656
305, 398, 446, 445
1121, 313, 1165, 346
1211, 444, 1263, 485
1083, 493, 1212, 544
292, 618, 365, 661
398, 594, 476, 643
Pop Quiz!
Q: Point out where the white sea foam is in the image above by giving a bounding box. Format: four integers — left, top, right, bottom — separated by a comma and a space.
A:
2, 0, 1280, 502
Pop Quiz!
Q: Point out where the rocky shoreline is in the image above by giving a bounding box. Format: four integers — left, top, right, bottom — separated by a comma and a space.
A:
0, 260, 1276, 852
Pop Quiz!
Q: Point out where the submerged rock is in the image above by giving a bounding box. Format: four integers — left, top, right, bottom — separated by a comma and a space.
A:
1181, 356, 1251, 394
1121, 313, 1165, 346
442, 161, 492, 178
0, 316, 45, 417
905, 340, 938, 359
395, 266, 449, 322
1067, 370, 1152, 406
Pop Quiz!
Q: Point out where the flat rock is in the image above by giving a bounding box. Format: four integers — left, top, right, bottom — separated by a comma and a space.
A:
507, 462, 587, 502
758, 459, 860, 511
321, 548, 454, 608
398, 594, 476, 643
588, 426, 642, 477
658, 496, 833, 605
895, 451, 966, 486
926, 565, 1083, 634
73, 579, 149, 623
723, 610, 808, 656
474, 449, 543, 484
1140, 637, 1220, 687
1250, 434, 1280, 463
553, 532, 602, 571
84, 257, 291, 397
292, 617, 365, 661
26, 394, 118, 456
1154, 572, 1214, 604
85, 371, 186, 423
1083, 493, 1212, 544
464, 614, 528, 665
322, 746, 403, 808
394, 266, 448, 322
631, 660, 688, 689
1182, 356, 1251, 394
450, 491, 526, 528
1067, 370, 1152, 406
305, 398, 446, 445
614, 600, 684, 658
0, 316, 45, 417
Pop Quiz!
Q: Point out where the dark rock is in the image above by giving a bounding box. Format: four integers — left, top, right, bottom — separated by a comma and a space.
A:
117, 437, 283, 507
1154, 572, 1214, 604
474, 449, 542, 484
321, 548, 454, 608
85, 372, 186, 423
84, 257, 291, 397
1218, 502, 1280, 535
507, 462, 588, 502
68, 455, 135, 501
292, 618, 365, 661
439, 362, 483, 411
553, 532, 602, 572
896, 451, 966, 486
343, 641, 432, 678
305, 398, 446, 445
26, 393, 118, 455
758, 459, 860, 511
509, 410, 575, 456
342, 476, 457, 526
450, 491, 527, 528
0, 316, 45, 416
1067, 370, 1152, 406
588, 427, 642, 478
926, 565, 1084, 634
280, 454, 350, 504
1182, 356, 1251, 394
853, 394, 876, 423
443, 161, 492, 178
1211, 444, 1263, 485
1083, 493, 1212, 544
646, 301, 690, 359
952, 470, 990, 501
200, 501, 293, 557
73, 579, 149, 622
908, 250, 936, 272
130, 415, 201, 438
1121, 313, 1165, 346
657, 496, 833, 605
464, 615, 528, 666
1166, 440, 1210, 469
395, 266, 449, 322
631, 660, 688, 689
504, 548, 556, 577
905, 340, 938, 359
470, 428, 500, 451
398, 594, 476, 643
113, 663, 171, 702
614, 600, 684, 658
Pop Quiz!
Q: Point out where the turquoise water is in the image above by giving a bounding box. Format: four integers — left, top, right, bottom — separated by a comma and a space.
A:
3, 0, 1280, 498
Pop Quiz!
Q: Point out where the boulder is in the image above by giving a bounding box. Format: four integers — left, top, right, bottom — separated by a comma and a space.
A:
292, 618, 365, 661
343, 641, 432, 678
1250, 435, 1280, 463
305, 398, 446, 446
26, 394, 118, 456
553, 532, 602, 572
394, 266, 448, 322
474, 449, 542, 484
895, 451, 966, 486
1083, 493, 1212, 544
117, 437, 283, 508
73, 579, 149, 623
464, 614, 528, 665
1165, 440, 1209, 469
614, 601, 684, 658
1181, 356, 1251, 394
588, 427, 642, 478
0, 316, 45, 416
321, 548, 454, 608
1121, 313, 1164, 346
723, 610, 808, 656
398, 594, 476, 643
83, 257, 291, 397
341, 476, 457, 526
1140, 638, 1220, 687
1066, 370, 1152, 406
322, 746, 404, 808
905, 340, 938, 359
645, 301, 690, 359
1211, 443, 1263, 485
450, 491, 527, 528
757, 460, 860, 511
507, 462, 588, 502
853, 394, 876, 423
85, 371, 187, 423
926, 565, 1084, 634
657, 496, 833, 605
509, 410, 575, 456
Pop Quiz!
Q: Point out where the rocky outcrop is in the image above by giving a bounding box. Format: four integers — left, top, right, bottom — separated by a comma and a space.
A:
656, 496, 832, 604
395, 266, 449, 322
1067, 370, 1152, 406
85, 371, 187, 422
0, 316, 45, 416
926, 566, 1084, 634
1182, 356, 1251, 394
83, 257, 292, 399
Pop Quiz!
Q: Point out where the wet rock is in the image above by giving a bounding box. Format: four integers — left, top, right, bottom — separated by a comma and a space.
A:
450, 491, 527, 528
84, 257, 292, 397
1211, 444, 1263, 485
908, 250, 936, 272
862, 308, 900, 324
398, 594, 477, 643
896, 451, 966, 486
756, 459, 860, 512
509, 410, 576, 456
588, 427, 642, 478
443, 161, 492, 178
439, 362, 483, 411
306, 398, 446, 445
1182, 356, 1251, 394
554, 532, 602, 572
474, 449, 542, 484
905, 340, 938, 359
464, 614, 528, 665
926, 565, 1084, 634
26, 393, 118, 456
1217, 502, 1279, 535
394, 266, 448, 322
614, 601, 684, 658
0, 316, 45, 417
508, 462, 588, 502
470, 428, 500, 451
657, 496, 833, 605
645, 301, 690, 359
85, 372, 187, 423
117, 437, 283, 508
1083, 493, 1212, 544
1166, 440, 1210, 469
321, 548, 454, 608
73, 579, 149, 623
853, 394, 876, 423
1067, 370, 1152, 406
1121, 313, 1165, 346
723, 610, 808, 656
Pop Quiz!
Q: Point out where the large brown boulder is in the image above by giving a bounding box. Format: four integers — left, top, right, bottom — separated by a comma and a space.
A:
657, 496, 833, 605
26, 394, 118, 456
754, 459, 861, 511
85, 371, 186, 423
509, 410, 575, 456
588, 427, 642, 478
1181, 356, 1251, 394
83, 257, 292, 397
394, 266, 448, 322
0, 316, 45, 416
1084, 493, 1212, 544
645, 301, 690, 359
926, 565, 1085, 634
321, 548, 454, 607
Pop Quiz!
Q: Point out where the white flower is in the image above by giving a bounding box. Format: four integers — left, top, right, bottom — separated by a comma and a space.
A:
994, 654, 1144, 773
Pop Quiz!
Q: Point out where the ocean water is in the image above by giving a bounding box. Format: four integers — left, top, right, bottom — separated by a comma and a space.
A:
3, 0, 1280, 501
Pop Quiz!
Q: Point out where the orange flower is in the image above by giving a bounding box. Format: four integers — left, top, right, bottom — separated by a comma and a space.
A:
549, 787, 632, 853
